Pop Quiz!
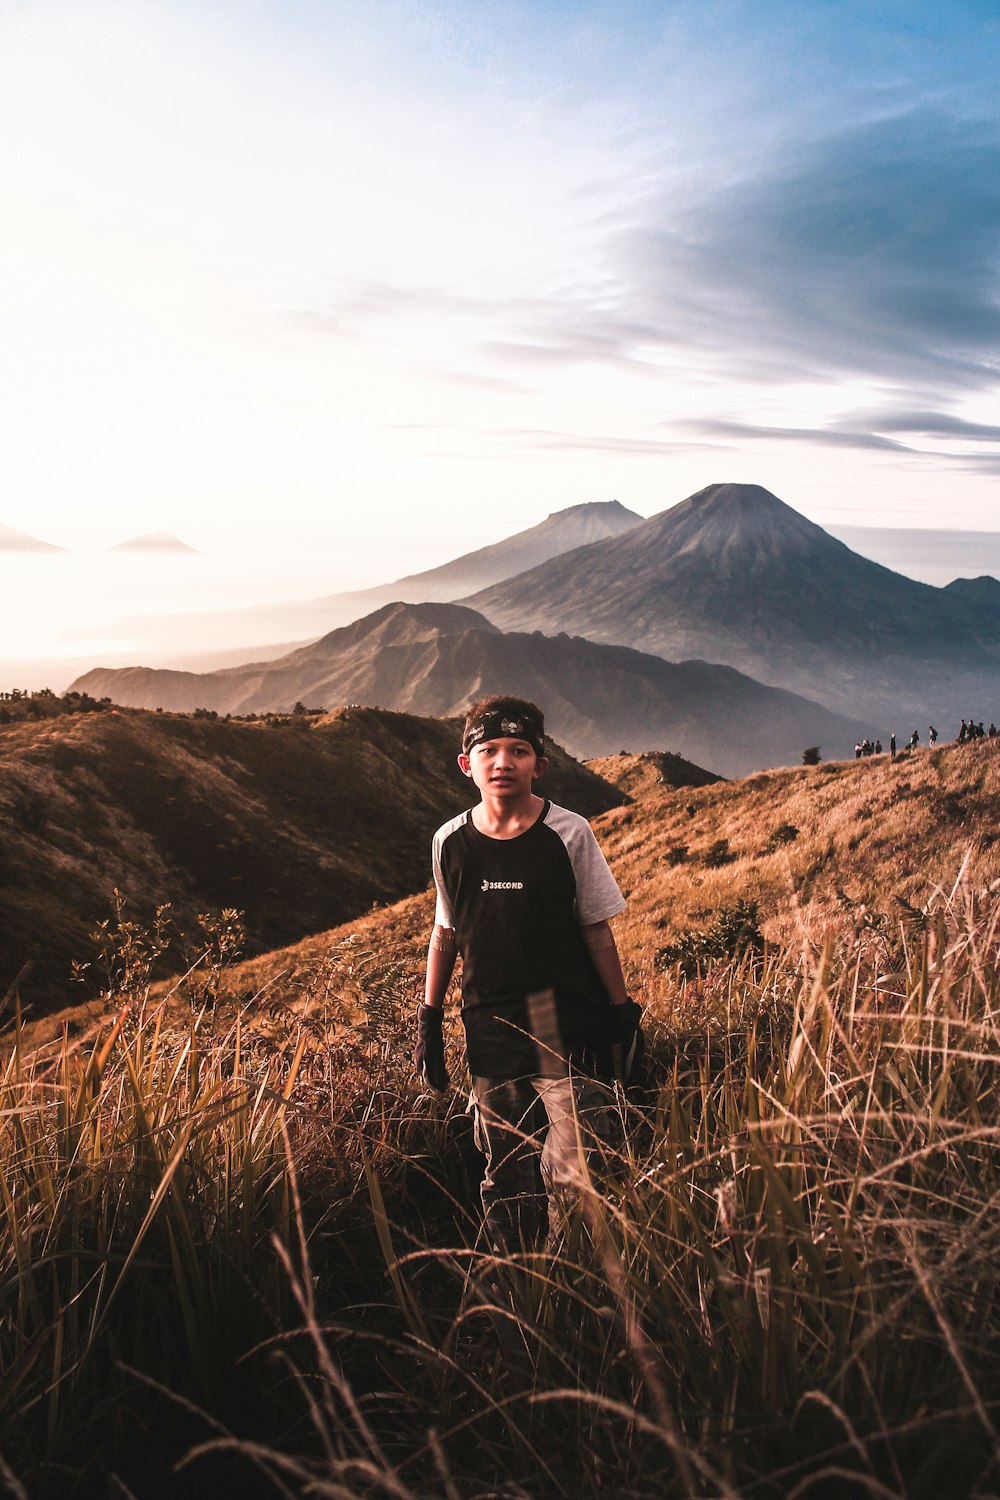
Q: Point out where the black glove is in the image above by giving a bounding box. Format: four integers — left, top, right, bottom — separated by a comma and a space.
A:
414, 1003, 450, 1091
605, 1000, 644, 1085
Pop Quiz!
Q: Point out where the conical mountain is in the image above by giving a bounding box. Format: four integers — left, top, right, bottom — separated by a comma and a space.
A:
0, 521, 66, 552
110, 531, 199, 554
386, 498, 641, 598
463, 483, 1000, 723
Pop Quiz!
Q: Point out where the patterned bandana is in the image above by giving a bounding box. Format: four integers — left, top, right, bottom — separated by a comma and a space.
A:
462, 710, 544, 757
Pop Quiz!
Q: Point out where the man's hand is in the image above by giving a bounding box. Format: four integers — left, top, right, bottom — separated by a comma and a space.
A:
605, 1000, 644, 1084
414, 1003, 450, 1091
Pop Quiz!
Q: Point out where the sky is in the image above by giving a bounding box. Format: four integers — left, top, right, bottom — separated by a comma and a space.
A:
2, 0, 999, 585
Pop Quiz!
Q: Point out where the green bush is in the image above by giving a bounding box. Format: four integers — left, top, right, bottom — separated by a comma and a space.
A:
656, 897, 766, 976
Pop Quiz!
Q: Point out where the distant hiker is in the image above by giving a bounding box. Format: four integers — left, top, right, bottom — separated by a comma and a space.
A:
414, 694, 641, 1257
990, 723, 998, 738
875, 740, 882, 755
908, 729, 920, 751
928, 725, 938, 745
959, 719, 968, 742
890, 734, 896, 758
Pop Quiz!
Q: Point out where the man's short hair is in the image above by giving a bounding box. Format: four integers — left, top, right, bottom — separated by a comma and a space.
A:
462, 695, 545, 756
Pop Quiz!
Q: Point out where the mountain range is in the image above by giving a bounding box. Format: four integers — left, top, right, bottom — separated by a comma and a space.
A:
70, 600, 866, 776
461, 483, 1000, 724
69, 483, 1000, 755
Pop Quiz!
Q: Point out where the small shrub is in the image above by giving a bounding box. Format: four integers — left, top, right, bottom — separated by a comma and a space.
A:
656, 898, 766, 976
765, 821, 799, 851
802, 745, 821, 765
703, 837, 734, 867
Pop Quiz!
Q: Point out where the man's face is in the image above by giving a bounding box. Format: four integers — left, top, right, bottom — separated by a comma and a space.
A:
458, 736, 547, 797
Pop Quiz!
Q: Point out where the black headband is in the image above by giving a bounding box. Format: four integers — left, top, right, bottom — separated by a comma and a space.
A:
462, 711, 544, 757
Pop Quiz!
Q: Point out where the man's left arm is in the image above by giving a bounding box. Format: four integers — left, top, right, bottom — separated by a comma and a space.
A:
581, 919, 629, 1005
581, 919, 643, 1081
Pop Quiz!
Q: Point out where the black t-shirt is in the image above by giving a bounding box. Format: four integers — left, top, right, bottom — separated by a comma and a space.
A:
432, 800, 626, 1079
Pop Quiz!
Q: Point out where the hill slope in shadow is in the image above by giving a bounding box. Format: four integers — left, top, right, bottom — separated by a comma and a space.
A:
0, 706, 621, 1016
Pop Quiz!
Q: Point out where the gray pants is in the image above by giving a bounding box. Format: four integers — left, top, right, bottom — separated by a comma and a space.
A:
470, 1072, 612, 1254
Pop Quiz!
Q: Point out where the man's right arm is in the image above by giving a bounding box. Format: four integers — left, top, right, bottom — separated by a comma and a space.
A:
423, 924, 457, 1008
414, 925, 457, 1091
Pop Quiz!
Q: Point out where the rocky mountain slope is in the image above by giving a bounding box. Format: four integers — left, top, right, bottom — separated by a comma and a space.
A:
463, 483, 1000, 724
0, 705, 622, 1015
70, 601, 866, 775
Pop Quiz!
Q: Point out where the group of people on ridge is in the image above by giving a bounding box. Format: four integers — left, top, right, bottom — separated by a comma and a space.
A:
958, 718, 997, 742
854, 719, 998, 759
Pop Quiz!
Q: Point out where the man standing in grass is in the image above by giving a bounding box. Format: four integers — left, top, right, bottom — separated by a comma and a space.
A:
413, 694, 641, 1255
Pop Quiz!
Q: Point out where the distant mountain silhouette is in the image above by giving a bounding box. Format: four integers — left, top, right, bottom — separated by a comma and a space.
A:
942, 575, 1000, 618
462, 483, 1000, 724
109, 531, 199, 554
74, 501, 643, 664
384, 499, 642, 600
0, 522, 66, 552
829, 524, 1000, 589
70, 600, 866, 776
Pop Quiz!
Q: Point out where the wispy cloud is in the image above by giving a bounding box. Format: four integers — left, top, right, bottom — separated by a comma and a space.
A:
289, 105, 1000, 411
684, 420, 916, 455
494, 429, 717, 457
851, 410, 1000, 442
610, 108, 1000, 390
4, 0, 1000, 546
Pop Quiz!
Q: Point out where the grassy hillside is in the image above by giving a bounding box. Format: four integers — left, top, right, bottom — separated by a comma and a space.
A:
3, 737, 998, 1498
0, 705, 622, 1017
179, 736, 1000, 1034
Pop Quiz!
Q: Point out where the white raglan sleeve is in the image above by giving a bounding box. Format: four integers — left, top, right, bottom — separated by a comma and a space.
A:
431, 815, 464, 929
546, 805, 626, 925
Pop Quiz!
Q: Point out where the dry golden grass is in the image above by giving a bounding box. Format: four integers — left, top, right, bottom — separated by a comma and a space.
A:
3, 815, 999, 1497
143, 738, 1000, 1054
4, 733, 999, 1500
